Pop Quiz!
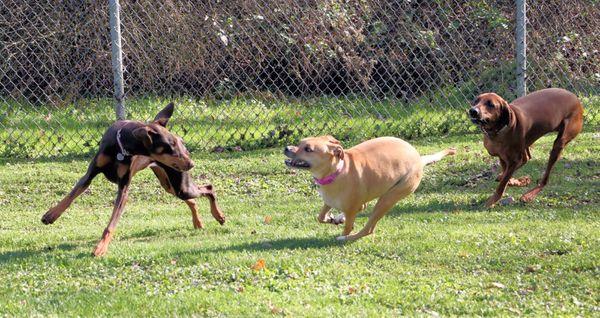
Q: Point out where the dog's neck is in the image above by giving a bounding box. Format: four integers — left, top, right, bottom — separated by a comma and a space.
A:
312, 159, 345, 185
116, 129, 132, 161
111, 127, 151, 159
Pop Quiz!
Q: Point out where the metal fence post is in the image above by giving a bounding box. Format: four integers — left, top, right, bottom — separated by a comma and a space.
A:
516, 0, 527, 97
109, 0, 126, 120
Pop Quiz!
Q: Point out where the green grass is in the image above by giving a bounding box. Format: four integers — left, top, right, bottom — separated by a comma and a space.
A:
0, 132, 598, 316
2, 91, 599, 158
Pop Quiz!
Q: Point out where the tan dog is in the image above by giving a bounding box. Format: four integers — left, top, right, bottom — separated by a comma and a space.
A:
284, 136, 455, 241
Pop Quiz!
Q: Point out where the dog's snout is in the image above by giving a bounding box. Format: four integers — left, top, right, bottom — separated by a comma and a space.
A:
469, 108, 480, 118
284, 146, 294, 154
186, 160, 195, 170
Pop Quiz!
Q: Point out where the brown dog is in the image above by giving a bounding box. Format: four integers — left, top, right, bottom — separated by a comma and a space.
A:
285, 136, 455, 241
468, 88, 584, 207
42, 103, 225, 256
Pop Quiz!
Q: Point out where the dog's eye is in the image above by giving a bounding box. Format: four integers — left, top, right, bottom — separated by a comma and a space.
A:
304, 146, 313, 152
160, 144, 173, 154
486, 101, 495, 108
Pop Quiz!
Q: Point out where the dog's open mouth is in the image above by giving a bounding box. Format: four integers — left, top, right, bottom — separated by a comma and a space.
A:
470, 117, 487, 125
285, 158, 311, 169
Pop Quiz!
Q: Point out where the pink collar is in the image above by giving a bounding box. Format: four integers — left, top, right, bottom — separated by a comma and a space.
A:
314, 160, 344, 185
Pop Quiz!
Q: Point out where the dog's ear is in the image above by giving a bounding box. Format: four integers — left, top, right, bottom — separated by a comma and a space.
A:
154, 102, 175, 127
325, 135, 340, 144
498, 98, 511, 127
325, 135, 343, 159
332, 145, 344, 160
132, 126, 157, 149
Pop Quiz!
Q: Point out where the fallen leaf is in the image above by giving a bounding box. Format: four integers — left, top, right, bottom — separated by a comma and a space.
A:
264, 215, 272, 224
518, 288, 534, 295
525, 264, 541, 273
489, 282, 506, 289
422, 309, 440, 318
268, 302, 283, 314
508, 307, 521, 315
170, 259, 177, 265
251, 259, 266, 271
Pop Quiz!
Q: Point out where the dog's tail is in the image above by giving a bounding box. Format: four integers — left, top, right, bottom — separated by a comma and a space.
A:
421, 148, 456, 166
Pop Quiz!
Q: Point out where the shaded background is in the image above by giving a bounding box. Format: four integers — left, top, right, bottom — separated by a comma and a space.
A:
1, 0, 598, 157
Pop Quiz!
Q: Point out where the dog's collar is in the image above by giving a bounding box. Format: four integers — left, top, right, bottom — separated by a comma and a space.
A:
314, 160, 344, 186
496, 124, 510, 135
116, 129, 131, 161
481, 105, 514, 138
481, 124, 508, 138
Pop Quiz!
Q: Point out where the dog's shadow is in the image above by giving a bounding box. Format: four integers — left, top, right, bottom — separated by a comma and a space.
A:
0, 242, 92, 264
205, 236, 342, 254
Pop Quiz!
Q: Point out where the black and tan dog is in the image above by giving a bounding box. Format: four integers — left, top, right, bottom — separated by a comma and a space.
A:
41, 103, 225, 256
468, 88, 584, 207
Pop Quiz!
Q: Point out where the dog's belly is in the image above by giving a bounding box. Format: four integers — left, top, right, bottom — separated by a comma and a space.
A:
318, 170, 420, 212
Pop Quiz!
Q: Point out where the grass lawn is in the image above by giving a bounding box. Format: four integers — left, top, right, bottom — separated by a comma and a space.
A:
2, 92, 599, 158
0, 131, 598, 316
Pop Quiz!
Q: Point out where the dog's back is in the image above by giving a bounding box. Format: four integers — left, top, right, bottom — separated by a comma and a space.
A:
512, 88, 583, 134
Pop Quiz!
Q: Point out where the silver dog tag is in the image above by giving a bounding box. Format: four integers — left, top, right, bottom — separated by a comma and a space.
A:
117, 153, 125, 161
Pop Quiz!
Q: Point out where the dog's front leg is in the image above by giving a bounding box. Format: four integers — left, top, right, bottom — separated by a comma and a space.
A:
485, 159, 522, 207
195, 184, 226, 225
317, 204, 332, 223
93, 166, 131, 257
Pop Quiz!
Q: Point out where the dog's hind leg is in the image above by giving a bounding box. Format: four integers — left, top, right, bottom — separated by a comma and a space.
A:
338, 185, 415, 241
521, 118, 582, 202
41, 154, 106, 224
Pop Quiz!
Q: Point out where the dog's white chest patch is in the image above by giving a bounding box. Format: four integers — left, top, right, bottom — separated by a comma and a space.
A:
317, 187, 344, 211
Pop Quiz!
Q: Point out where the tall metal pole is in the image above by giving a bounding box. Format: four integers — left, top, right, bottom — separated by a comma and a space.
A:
516, 0, 527, 97
109, 0, 126, 120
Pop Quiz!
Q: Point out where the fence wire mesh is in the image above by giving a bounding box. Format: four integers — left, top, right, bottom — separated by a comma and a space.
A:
1, 0, 598, 158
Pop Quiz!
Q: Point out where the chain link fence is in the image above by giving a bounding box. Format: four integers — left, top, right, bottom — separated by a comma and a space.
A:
1, 0, 598, 158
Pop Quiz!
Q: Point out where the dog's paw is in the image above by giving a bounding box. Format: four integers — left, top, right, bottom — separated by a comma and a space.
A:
317, 214, 332, 224
520, 189, 540, 203
92, 244, 108, 257
192, 219, 205, 229
507, 176, 532, 187
336, 235, 348, 241
41, 211, 57, 225
331, 214, 345, 225
484, 195, 500, 208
